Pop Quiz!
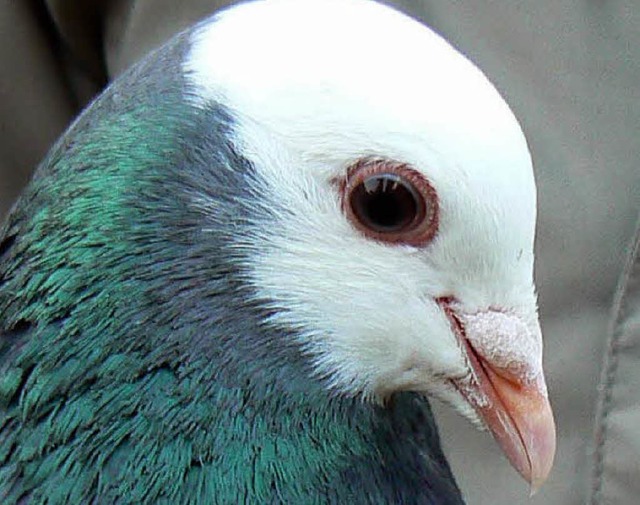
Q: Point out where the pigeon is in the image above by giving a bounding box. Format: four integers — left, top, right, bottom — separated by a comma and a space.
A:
0, 0, 555, 503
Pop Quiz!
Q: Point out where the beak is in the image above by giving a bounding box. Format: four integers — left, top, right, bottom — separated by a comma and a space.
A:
439, 300, 556, 492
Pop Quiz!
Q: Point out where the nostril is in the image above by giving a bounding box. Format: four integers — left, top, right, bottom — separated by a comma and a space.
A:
434, 295, 457, 306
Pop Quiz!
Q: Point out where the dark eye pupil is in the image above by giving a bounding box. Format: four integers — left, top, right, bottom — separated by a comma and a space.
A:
350, 173, 421, 233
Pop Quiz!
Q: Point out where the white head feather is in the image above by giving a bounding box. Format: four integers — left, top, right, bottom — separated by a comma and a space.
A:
184, 0, 538, 420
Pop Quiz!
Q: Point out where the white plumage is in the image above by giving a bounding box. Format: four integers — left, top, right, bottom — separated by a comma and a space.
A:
186, 0, 554, 488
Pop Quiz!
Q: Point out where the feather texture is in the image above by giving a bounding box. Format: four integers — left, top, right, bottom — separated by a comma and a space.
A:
0, 31, 463, 504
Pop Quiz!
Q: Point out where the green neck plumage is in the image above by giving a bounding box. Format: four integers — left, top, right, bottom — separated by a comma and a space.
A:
0, 45, 462, 502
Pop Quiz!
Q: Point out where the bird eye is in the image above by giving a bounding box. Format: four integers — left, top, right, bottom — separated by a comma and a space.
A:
342, 159, 439, 246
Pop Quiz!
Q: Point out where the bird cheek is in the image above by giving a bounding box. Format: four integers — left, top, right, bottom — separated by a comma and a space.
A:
390, 331, 468, 396
366, 322, 462, 399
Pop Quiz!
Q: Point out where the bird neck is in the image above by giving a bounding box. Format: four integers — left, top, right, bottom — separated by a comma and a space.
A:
0, 44, 463, 502
157, 352, 465, 503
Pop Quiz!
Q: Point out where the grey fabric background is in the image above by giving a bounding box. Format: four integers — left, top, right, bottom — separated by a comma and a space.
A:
1, 1, 639, 503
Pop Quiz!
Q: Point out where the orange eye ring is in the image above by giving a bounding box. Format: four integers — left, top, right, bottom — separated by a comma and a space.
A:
340, 158, 439, 246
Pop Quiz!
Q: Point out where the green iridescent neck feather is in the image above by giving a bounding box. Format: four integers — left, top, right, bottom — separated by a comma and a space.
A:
0, 34, 462, 505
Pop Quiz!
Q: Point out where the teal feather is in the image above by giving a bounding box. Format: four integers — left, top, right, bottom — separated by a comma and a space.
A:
0, 29, 463, 505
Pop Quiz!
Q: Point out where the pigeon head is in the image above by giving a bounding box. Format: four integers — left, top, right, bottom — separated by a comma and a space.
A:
186, 0, 555, 488
0, 0, 555, 500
